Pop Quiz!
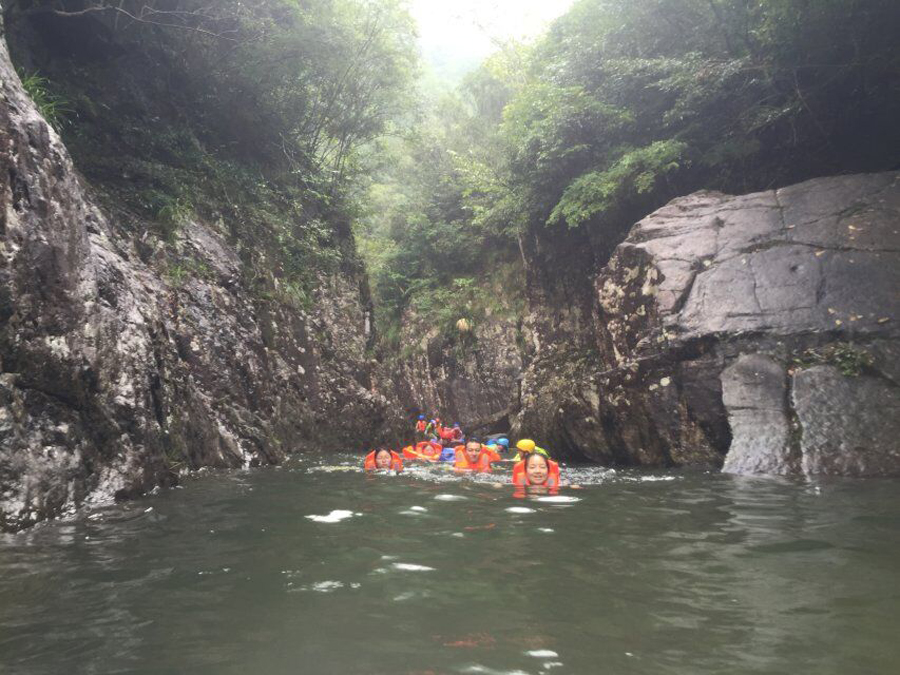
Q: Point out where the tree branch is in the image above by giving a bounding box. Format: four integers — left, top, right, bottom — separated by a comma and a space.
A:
12, 2, 242, 42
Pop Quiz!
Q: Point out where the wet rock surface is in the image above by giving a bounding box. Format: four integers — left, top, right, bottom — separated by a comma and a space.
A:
514, 172, 900, 476
0, 37, 401, 531
389, 311, 521, 435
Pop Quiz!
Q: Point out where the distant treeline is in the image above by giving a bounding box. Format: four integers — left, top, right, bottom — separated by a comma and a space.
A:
358, 0, 900, 347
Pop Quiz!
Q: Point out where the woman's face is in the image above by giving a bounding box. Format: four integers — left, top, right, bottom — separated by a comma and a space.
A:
375, 451, 393, 469
525, 455, 549, 485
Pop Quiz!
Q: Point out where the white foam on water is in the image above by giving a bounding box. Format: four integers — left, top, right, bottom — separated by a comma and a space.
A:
392, 563, 435, 572
409, 506, 427, 512
535, 495, 581, 503
400, 510, 424, 516
542, 661, 564, 669
380, 555, 398, 560
506, 507, 536, 514
451, 532, 465, 538
308, 581, 343, 592
538, 527, 555, 533
434, 494, 467, 501
305, 509, 358, 523
461, 666, 530, 675
526, 650, 559, 658
307, 465, 360, 473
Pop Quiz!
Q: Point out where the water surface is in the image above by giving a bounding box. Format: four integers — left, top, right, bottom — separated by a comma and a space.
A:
1, 456, 899, 674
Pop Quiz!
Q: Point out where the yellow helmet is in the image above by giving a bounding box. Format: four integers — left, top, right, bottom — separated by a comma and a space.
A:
516, 439, 535, 453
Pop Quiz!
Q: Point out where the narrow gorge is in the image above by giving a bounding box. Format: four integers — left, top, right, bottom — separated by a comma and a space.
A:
1, 0, 898, 536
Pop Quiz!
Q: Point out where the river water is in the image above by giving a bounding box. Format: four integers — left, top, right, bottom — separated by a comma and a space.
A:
1, 456, 899, 675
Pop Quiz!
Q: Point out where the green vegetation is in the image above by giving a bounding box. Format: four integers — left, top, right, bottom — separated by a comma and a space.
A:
7, 0, 417, 300
792, 343, 875, 377
7, 0, 898, 355
16, 69, 70, 130
357, 0, 899, 353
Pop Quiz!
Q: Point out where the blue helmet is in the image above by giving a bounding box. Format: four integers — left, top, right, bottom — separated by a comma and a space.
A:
497, 438, 509, 448
418, 415, 425, 420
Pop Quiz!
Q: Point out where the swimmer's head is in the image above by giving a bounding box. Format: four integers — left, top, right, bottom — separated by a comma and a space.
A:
516, 439, 536, 454
374, 448, 393, 469
525, 452, 549, 485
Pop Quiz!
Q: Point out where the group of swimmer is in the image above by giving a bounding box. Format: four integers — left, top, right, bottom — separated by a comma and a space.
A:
363, 415, 578, 490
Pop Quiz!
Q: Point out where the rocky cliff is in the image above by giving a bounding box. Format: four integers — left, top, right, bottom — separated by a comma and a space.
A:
514, 172, 900, 476
0, 34, 401, 532
389, 310, 521, 435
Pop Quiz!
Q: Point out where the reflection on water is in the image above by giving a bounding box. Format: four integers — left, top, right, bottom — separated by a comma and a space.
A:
1, 456, 899, 675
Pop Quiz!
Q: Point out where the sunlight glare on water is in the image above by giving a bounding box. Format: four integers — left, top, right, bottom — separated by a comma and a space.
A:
1, 454, 899, 675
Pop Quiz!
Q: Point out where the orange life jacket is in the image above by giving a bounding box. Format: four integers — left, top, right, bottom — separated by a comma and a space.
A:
415, 420, 426, 432
417, 440, 442, 458
474, 447, 501, 473
403, 441, 441, 461
512, 459, 560, 486
453, 445, 473, 471
364, 450, 403, 471
454, 445, 500, 472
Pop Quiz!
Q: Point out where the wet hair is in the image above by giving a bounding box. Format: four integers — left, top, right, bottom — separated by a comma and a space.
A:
374, 448, 392, 461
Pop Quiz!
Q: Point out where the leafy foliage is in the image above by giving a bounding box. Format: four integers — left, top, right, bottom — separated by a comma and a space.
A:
8, 0, 418, 302
793, 343, 875, 377
16, 69, 71, 129
358, 0, 899, 354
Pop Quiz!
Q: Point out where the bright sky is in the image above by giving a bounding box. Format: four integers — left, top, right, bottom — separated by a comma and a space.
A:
408, 0, 575, 83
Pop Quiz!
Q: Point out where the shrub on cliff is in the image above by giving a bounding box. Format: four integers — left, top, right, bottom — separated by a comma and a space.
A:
5, 0, 417, 298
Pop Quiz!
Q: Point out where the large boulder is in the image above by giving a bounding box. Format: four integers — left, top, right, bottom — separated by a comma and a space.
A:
514, 172, 900, 476
0, 34, 401, 532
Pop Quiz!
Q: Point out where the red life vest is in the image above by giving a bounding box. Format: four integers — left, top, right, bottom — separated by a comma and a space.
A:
451, 427, 463, 440
364, 450, 403, 471
439, 426, 455, 441
512, 459, 560, 486
415, 420, 426, 432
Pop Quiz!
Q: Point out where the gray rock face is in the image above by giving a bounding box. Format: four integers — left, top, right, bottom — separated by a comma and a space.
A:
720, 355, 796, 476
514, 172, 900, 476
389, 311, 521, 434
793, 365, 900, 476
0, 36, 401, 531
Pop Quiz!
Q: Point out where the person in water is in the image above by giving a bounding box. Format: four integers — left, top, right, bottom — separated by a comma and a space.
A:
454, 437, 500, 472
374, 448, 393, 469
522, 452, 552, 485
512, 452, 580, 489
364, 447, 403, 471
513, 438, 550, 461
